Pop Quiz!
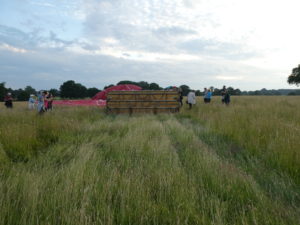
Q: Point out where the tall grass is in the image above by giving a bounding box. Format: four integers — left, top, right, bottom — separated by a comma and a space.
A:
179, 96, 300, 184
0, 98, 299, 225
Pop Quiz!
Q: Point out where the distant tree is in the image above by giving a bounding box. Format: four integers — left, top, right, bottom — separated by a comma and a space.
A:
137, 81, 150, 90
75, 83, 87, 98
24, 86, 36, 95
213, 88, 222, 96
16, 89, 30, 101
60, 80, 87, 99
288, 64, 300, 86
87, 87, 100, 98
179, 85, 190, 96
104, 84, 114, 90
227, 87, 235, 95
117, 80, 138, 86
0, 82, 7, 101
288, 92, 296, 95
254, 90, 260, 95
49, 88, 60, 97
195, 90, 201, 96
149, 83, 161, 90
234, 88, 242, 95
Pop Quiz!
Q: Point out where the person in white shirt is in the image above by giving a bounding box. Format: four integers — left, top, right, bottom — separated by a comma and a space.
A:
28, 94, 36, 110
187, 90, 196, 109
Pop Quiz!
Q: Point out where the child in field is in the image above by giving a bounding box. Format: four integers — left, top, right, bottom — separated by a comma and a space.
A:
4, 93, 13, 108
28, 94, 36, 110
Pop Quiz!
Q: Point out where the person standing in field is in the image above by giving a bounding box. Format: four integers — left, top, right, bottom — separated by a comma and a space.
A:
208, 89, 213, 102
37, 91, 45, 114
224, 90, 231, 106
28, 94, 36, 110
187, 90, 196, 109
203, 88, 208, 103
4, 93, 13, 108
204, 88, 212, 103
46, 92, 53, 111
44, 91, 50, 111
179, 88, 183, 107
221, 85, 226, 104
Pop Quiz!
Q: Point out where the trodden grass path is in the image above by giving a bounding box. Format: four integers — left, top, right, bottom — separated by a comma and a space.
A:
0, 97, 299, 225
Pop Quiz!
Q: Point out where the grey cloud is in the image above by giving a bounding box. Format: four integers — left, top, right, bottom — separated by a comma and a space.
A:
0, 41, 284, 91
178, 38, 258, 60
153, 26, 197, 37
0, 25, 93, 51
82, 1, 187, 53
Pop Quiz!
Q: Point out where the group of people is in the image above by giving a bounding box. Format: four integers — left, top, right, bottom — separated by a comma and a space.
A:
185, 86, 231, 109
3, 91, 53, 113
30, 91, 54, 113
36, 91, 53, 113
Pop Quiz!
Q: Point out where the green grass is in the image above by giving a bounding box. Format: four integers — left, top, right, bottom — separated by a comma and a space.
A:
0, 97, 299, 225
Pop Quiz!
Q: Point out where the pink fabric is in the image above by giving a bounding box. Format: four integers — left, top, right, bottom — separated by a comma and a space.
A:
92, 84, 142, 100
53, 99, 106, 107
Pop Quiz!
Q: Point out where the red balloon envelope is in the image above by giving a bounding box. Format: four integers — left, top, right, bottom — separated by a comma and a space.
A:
92, 84, 142, 100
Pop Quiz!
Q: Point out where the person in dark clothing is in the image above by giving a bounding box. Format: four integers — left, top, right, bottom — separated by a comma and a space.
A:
4, 93, 13, 108
203, 88, 208, 103
46, 92, 53, 111
179, 88, 183, 107
224, 90, 230, 105
221, 85, 226, 104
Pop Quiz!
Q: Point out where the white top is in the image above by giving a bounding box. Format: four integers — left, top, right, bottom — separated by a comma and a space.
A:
187, 92, 196, 104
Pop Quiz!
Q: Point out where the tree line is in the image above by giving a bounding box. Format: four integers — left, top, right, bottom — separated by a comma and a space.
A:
1, 79, 300, 101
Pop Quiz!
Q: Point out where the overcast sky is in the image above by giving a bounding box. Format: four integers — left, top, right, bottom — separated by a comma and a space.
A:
0, 0, 299, 90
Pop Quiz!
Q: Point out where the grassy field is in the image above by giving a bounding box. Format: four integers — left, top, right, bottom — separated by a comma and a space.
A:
0, 96, 299, 225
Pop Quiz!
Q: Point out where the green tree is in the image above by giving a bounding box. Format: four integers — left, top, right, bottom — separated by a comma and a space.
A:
24, 86, 36, 95
49, 88, 60, 97
149, 83, 161, 90
0, 82, 7, 101
16, 89, 30, 101
213, 88, 221, 96
104, 84, 114, 90
60, 80, 87, 99
234, 88, 242, 95
137, 81, 150, 90
179, 85, 190, 96
288, 64, 300, 86
117, 80, 138, 86
195, 90, 201, 96
87, 87, 100, 98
